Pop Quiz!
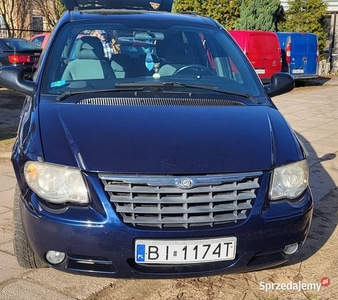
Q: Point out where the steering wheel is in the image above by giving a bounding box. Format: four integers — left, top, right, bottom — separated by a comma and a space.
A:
173, 64, 215, 76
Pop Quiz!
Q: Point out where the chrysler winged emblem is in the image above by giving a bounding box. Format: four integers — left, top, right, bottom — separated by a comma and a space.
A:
175, 178, 196, 189
150, 2, 160, 9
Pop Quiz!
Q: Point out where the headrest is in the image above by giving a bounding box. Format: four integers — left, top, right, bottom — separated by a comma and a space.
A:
75, 36, 105, 60
111, 54, 132, 71
165, 43, 194, 64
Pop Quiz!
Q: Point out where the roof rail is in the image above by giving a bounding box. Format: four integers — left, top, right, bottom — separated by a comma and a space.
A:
63, 0, 173, 12
177, 11, 200, 16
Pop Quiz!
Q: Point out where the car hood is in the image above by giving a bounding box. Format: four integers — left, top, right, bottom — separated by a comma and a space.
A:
39, 102, 303, 174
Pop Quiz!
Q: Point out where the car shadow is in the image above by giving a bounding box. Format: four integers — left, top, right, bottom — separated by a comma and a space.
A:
295, 76, 332, 87
284, 131, 338, 266
0, 89, 25, 141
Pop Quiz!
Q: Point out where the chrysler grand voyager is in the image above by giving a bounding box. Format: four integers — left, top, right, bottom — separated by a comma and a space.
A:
0, 0, 313, 278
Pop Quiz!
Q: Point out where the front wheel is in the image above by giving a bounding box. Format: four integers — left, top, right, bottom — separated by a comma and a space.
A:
13, 184, 48, 268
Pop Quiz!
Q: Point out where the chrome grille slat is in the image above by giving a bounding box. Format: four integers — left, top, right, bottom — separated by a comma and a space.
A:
116, 202, 252, 214
99, 172, 262, 229
105, 182, 259, 193
123, 212, 248, 225
110, 192, 256, 204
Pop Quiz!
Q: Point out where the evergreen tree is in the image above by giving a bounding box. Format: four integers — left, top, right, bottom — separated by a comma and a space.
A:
280, 0, 328, 55
173, 0, 203, 12
173, 0, 241, 30
235, 0, 281, 31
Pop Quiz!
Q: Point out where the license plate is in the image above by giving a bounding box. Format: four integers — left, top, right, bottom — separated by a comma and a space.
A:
292, 69, 304, 74
135, 237, 237, 264
30, 56, 39, 62
255, 69, 265, 74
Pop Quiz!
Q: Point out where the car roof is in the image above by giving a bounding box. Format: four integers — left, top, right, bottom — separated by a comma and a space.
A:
59, 7, 217, 28
63, 0, 173, 12
30, 33, 51, 38
59, 0, 221, 30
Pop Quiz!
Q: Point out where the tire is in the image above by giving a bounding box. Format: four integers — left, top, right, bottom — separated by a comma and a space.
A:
13, 184, 48, 268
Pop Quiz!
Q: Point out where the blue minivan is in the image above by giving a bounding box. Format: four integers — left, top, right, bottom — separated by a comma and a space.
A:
276, 32, 318, 81
0, 0, 313, 278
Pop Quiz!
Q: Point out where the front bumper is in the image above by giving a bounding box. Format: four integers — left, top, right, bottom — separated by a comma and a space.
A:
19, 189, 313, 278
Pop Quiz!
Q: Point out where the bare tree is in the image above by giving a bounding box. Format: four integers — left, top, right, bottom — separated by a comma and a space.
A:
0, 0, 32, 37
31, 0, 65, 30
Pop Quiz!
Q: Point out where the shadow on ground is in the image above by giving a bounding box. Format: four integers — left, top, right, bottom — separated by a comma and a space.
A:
0, 88, 25, 141
0, 88, 25, 109
295, 76, 333, 87
279, 131, 337, 268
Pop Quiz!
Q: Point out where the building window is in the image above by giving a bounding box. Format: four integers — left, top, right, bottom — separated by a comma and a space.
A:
32, 16, 44, 34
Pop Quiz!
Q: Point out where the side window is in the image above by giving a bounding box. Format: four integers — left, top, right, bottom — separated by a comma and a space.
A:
199, 33, 216, 71
196, 32, 243, 83
31, 37, 44, 48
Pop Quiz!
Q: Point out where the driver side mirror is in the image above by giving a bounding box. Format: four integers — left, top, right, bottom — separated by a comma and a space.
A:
0, 66, 36, 96
264, 72, 294, 97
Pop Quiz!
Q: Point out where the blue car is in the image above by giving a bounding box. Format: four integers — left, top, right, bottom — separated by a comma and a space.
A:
2, 0, 312, 278
276, 32, 319, 81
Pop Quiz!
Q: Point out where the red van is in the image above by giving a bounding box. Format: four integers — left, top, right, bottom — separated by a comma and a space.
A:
29, 33, 51, 49
229, 30, 281, 83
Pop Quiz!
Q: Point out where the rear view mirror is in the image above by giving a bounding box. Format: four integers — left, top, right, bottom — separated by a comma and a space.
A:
134, 32, 164, 41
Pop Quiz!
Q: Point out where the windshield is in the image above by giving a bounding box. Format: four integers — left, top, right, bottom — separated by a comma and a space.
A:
2, 38, 41, 51
41, 19, 263, 97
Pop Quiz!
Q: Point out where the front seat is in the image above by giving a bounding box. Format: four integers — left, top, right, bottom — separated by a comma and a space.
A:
159, 43, 195, 76
62, 36, 115, 80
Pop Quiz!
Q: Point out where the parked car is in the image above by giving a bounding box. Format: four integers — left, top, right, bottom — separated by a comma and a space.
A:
229, 30, 282, 83
0, 38, 41, 79
1, 0, 312, 279
29, 33, 51, 49
276, 32, 319, 82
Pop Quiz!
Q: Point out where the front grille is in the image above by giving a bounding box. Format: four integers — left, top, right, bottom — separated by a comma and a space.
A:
99, 172, 262, 229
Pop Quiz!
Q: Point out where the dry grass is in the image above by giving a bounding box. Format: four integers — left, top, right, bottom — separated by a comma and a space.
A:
0, 137, 15, 153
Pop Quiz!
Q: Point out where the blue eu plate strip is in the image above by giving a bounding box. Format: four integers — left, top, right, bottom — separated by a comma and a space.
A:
136, 244, 146, 262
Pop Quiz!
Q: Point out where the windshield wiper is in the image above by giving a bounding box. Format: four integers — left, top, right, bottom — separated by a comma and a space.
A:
56, 87, 146, 101
56, 82, 258, 103
115, 81, 259, 103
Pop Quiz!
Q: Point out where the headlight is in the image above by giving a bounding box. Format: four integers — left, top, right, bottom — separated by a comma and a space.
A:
269, 160, 309, 200
24, 161, 88, 204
